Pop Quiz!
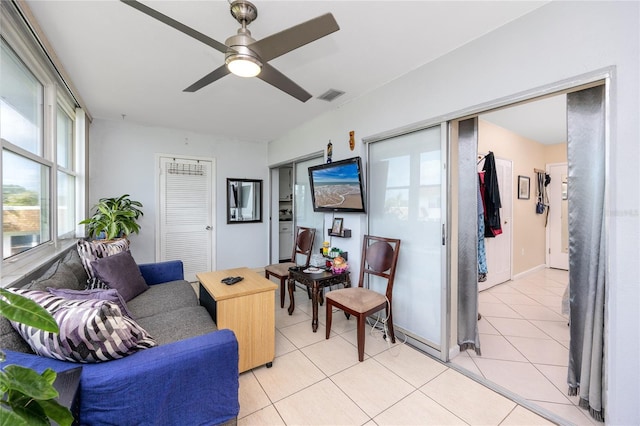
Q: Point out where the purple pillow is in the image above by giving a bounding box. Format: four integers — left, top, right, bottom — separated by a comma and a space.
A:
48, 287, 134, 319
90, 251, 149, 302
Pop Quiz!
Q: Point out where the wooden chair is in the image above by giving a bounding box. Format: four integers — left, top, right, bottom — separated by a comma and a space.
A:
265, 226, 316, 308
325, 235, 401, 361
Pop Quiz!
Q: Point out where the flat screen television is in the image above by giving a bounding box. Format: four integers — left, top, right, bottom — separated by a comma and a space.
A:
308, 156, 366, 213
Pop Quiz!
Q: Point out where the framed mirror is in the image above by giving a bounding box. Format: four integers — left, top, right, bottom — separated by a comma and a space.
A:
227, 178, 263, 224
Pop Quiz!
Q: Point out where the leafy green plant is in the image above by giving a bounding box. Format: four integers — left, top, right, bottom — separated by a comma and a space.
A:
79, 194, 143, 240
0, 289, 73, 425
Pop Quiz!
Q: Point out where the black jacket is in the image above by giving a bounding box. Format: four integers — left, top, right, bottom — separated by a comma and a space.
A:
482, 152, 502, 237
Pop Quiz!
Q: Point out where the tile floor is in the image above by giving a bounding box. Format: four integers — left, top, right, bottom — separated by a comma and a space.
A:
238, 273, 576, 425
451, 268, 599, 426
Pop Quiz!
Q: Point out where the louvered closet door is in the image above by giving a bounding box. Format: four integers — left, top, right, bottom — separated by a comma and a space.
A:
158, 156, 215, 282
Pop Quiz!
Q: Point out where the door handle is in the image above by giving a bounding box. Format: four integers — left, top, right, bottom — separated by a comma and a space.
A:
205, 226, 212, 230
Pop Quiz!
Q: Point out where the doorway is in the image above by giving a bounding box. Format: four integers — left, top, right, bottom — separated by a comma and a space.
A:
270, 155, 324, 264
452, 81, 607, 424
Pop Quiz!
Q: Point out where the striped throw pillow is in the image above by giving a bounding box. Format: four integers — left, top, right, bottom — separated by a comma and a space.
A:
8, 288, 156, 363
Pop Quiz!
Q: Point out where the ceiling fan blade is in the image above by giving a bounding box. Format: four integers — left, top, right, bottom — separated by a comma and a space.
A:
120, 0, 227, 54
183, 65, 230, 92
250, 13, 339, 62
258, 63, 312, 102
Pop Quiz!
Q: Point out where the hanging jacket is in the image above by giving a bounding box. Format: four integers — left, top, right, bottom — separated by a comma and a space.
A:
482, 152, 502, 237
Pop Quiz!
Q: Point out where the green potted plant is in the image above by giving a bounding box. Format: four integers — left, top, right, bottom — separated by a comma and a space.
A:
0, 290, 73, 425
79, 194, 143, 240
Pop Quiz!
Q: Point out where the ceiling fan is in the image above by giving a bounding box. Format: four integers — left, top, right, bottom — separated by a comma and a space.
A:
121, 0, 339, 102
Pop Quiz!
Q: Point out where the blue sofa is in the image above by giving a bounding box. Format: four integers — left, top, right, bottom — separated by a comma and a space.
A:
1, 249, 239, 425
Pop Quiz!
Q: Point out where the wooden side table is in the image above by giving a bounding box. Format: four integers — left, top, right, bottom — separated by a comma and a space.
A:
197, 267, 277, 373
288, 268, 351, 332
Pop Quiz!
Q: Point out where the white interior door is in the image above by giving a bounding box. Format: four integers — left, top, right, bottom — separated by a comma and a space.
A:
479, 156, 512, 290
547, 162, 569, 270
157, 156, 215, 281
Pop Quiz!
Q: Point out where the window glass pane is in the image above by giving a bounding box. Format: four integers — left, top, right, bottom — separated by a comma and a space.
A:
0, 40, 43, 155
368, 125, 443, 348
3, 150, 50, 259
419, 151, 442, 222
57, 106, 73, 169
57, 171, 75, 237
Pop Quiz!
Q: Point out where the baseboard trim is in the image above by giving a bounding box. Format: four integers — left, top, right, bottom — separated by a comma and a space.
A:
512, 264, 547, 281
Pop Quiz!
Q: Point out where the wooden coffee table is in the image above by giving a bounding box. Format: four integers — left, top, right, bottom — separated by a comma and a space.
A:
287, 268, 350, 332
197, 267, 277, 372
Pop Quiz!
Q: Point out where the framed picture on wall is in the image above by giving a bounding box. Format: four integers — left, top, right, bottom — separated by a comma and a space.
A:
518, 175, 530, 199
331, 218, 343, 234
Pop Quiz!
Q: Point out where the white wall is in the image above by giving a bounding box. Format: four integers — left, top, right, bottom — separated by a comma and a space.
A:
89, 119, 269, 269
268, 2, 639, 424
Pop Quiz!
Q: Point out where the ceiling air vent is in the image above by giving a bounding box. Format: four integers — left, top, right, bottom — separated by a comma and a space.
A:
317, 89, 345, 102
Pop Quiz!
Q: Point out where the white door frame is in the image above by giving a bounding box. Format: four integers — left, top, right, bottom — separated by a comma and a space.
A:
446, 68, 611, 362
546, 162, 569, 270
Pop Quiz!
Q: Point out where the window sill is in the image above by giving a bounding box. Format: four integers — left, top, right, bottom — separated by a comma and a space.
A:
1, 239, 78, 288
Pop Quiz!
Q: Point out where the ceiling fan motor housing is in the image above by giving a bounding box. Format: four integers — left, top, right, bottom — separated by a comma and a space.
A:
224, 29, 262, 72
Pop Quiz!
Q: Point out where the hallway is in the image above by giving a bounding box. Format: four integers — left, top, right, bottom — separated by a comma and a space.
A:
451, 268, 598, 425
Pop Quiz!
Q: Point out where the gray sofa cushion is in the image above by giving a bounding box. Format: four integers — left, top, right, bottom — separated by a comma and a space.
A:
127, 280, 198, 319
25, 260, 83, 292
0, 316, 34, 353
62, 248, 89, 285
135, 306, 218, 346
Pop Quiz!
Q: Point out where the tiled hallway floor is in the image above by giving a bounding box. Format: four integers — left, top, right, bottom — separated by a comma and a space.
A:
238, 275, 562, 425
451, 268, 598, 426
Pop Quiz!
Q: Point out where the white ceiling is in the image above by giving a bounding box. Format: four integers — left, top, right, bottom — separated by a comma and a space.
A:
481, 94, 567, 145
25, 0, 557, 143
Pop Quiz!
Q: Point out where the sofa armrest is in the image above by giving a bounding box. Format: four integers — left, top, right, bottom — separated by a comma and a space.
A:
138, 260, 184, 285
2, 329, 239, 426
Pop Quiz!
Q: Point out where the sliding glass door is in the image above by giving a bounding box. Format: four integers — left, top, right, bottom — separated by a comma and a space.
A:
367, 124, 446, 355
294, 156, 324, 256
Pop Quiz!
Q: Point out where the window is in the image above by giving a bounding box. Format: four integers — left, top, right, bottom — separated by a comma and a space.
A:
57, 106, 76, 238
0, 41, 43, 155
1, 2, 86, 270
1, 41, 52, 259
2, 150, 51, 258
57, 105, 73, 169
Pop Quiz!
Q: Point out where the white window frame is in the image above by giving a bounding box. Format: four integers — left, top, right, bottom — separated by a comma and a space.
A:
56, 97, 78, 240
1, 2, 86, 284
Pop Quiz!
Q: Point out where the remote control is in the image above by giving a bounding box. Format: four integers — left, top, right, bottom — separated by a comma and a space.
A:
221, 276, 244, 285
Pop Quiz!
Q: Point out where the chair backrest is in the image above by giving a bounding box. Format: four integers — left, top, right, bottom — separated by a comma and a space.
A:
358, 235, 401, 300
291, 226, 316, 267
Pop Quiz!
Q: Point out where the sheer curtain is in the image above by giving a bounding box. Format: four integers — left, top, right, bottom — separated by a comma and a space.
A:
567, 85, 607, 422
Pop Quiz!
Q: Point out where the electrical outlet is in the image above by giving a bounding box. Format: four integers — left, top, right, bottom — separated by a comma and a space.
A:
521, 248, 525, 256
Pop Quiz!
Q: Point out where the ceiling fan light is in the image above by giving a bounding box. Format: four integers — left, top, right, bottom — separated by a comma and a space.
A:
226, 54, 262, 77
